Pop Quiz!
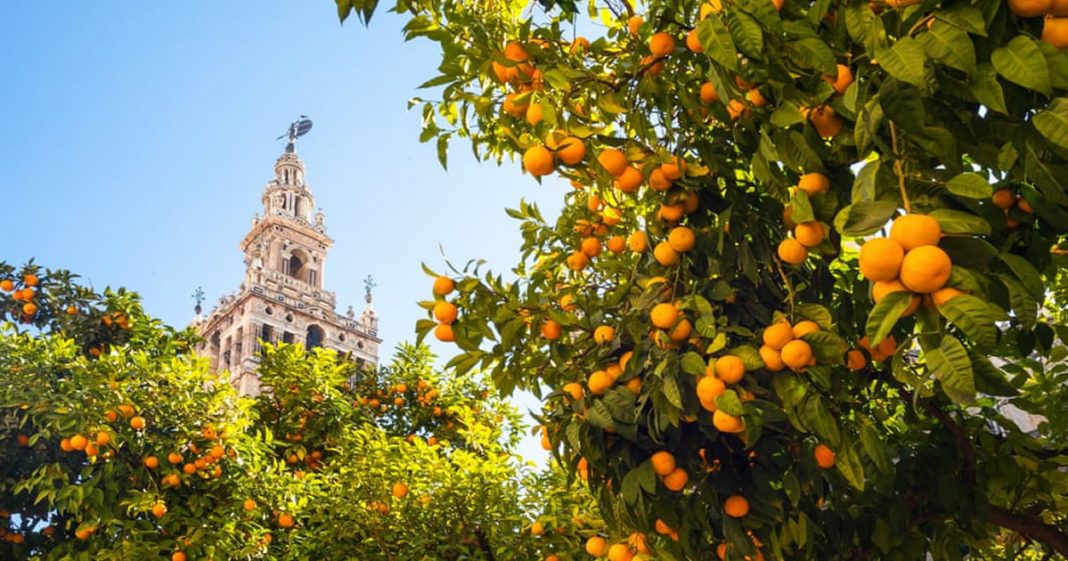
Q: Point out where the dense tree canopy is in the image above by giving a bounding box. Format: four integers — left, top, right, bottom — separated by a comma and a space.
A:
0, 261, 594, 561
337, 0, 1068, 558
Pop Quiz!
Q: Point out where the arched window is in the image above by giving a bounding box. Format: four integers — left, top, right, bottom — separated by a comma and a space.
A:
294, 196, 302, 217
288, 254, 304, 280
306, 325, 325, 349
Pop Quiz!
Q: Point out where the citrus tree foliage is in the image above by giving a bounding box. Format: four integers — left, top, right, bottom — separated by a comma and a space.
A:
0, 262, 592, 561
338, 0, 1068, 557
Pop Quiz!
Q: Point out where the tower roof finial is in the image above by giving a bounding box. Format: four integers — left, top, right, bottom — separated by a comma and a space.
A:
277, 116, 313, 153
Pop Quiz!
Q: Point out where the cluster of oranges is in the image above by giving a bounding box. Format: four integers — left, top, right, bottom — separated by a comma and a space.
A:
992, 188, 1035, 229
695, 355, 750, 434
858, 214, 959, 318
778, 173, 831, 265
430, 276, 459, 342
650, 450, 690, 492
2, 273, 40, 320
758, 319, 819, 373
1008, 0, 1068, 48
586, 351, 639, 396
584, 533, 650, 561
648, 300, 694, 350
139, 421, 230, 486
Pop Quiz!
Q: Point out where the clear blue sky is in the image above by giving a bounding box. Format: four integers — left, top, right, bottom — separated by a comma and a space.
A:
1, 3, 564, 460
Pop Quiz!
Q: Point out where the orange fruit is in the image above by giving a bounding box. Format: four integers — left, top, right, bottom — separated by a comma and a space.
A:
667, 227, 696, 252
713, 410, 745, 433
762, 321, 795, 350
608, 543, 635, 561
648, 167, 673, 191
727, 99, 746, 120
392, 482, 409, 498
658, 203, 685, 222
117, 404, 135, 418
570, 36, 591, 53
697, 376, 727, 411
649, 32, 675, 56
598, 148, 628, 176
700, 82, 720, 104
567, 251, 589, 271
525, 103, 543, 126
660, 158, 685, 180
814, 444, 836, 468
931, 287, 965, 307
777, 239, 808, 265
21, 302, 37, 317
846, 349, 867, 371
503, 92, 528, 117
992, 189, 1016, 209
627, 15, 644, 35
899, 245, 952, 294
23, 274, 38, 286
890, 214, 942, 251
540, 319, 562, 340
1009, 0, 1052, 17
781, 340, 813, 370
662, 467, 689, 491
606, 236, 626, 253
1042, 15, 1068, 48
69, 434, 88, 451
144, 456, 159, 469
278, 513, 295, 528
794, 222, 825, 247
243, 499, 257, 511
586, 536, 609, 557
168, 452, 183, 464
94, 432, 110, 446
650, 303, 679, 329
686, 29, 704, 52
172, 552, 186, 561
588, 370, 615, 395
823, 63, 854, 95
651, 451, 677, 476
434, 323, 456, 342
808, 105, 843, 137
1053, 0, 1068, 15
0, 279, 12, 292
714, 355, 746, 384
792, 320, 820, 338
130, 416, 146, 430
182, 463, 197, 475
669, 319, 692, 341
556, 136, 587, 165
724, 495, 750, 517
433, 301, 458, 324
797, 172, 830, 196
614, 165, 643, 193
523, 145, 555, 177
1018, 198, 1034, 213
858, 238, 905, 282
654, 242, 681, 266
746, 88, 767, 108
503, 42, 529, 62
581, 237, 602, 258
593, 325, 615, 344
151, 503, 167, 518
433, 276, 455, 296
872, 279, 921, 315
627, 231, 648, 253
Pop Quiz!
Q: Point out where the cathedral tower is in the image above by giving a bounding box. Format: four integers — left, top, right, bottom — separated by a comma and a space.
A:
194, 136, 380, 395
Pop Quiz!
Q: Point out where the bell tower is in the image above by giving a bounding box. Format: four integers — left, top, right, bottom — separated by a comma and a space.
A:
194, 120, 381, 395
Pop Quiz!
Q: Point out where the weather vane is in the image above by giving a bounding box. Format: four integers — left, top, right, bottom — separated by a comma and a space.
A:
192, 286, 205, 316
364, 275, 376, 303
276, 116, 313, 153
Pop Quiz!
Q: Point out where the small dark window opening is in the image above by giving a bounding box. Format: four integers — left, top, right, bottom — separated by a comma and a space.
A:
306, 325, 325, 349
283, 332, 294, 344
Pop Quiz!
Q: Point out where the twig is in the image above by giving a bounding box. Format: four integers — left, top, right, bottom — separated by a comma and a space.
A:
888, 122, 911, 213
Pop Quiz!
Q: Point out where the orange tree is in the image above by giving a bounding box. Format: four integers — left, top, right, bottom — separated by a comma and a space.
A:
338, 0, 1068, 558
0, 261, 594, 561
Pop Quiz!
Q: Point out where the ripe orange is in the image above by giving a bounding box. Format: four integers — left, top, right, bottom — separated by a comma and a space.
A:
627, 15, 644, 34
130, 416, 146, 430
588, 370, 615, 395
117, 404, 136, 418
649, 32, 675, 56
1018, 198, 1034, 213
859, 238, 905, 282
648, 168, 673, 191
662, 467, 689, 491
762, 321, 795, 350
723, 495, 750, 517
650, 303, 679, 329
556, 136, 586, 165
992, 189, 1015, 209
586, 536, 609, 557
714, 355, 746, 384
700, 81, 719, 104
931, 287, 964, 307
598, 148, 628, 176
658, 203, 685, 223
502, 92, 528, 117
606, 236, 626, 253
759, 345, 785, 372
94, 432, 110, 447
23, 274, 38, 287
278, 513, 295, 528
808, 105, 843, 137
243, 499, 257, 511
654, 242, 681, 266
628, 231, 648, 252
1009, 0, 1052, 17
713, 410, 745, 433
792, 320, 820, 338
669, 319, 692, 342
781, 340, 813, 370
566, 251, 589, 271
746, 88, 767, 108
727, 99, 746, 120
581, 237, 602, 258
797, 172, 830, 196
650, 451, 676, 476
1042, 15, 1068, 48
182, 463, 197, 475
667, 226, 696, 252
614, 165, 643, 193
794, 222, 825, 247
434, 323, 456, 342
777, 239, 808, 265
899, 245, 952, 294
872, 279, 921, 315
523, 145, 555, 177
608, 543, 635, 561
392, 482, 409, 498
144, 456, 159, 469
686, 29, 704, 52
823, 64, 854, 95
172, 552, 186, 561
1053, 0, 1068, 15
503, 41, 529, 62
697, 376, 726, 411
540, 319, 562, 340
890, 214, 942, 251
593, 325, 615, 344
151, 503, 167, 518
814, 444, 836, 468
21, 302, 37, 317
70, 434, 88, 451
433, 301, 458, 324
570, 36, 591, 54
0, 279, 12, 292
433, 276, 455, 296
846, 349, 867, 371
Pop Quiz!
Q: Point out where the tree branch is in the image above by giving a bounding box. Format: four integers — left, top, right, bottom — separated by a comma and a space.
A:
474, 526, 497, 561
920, 401, 975, 485
989, 506, 1068, 558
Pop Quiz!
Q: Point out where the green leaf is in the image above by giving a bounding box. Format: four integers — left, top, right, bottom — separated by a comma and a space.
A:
917, 21, 976, 75
937, 295, 997, 351
944, 172, 993, 199
969, 64, 1008, 115
1037, 42, 1068, 90
801, 395, 841, 447
999, 253, 1044, 299
844, 2, 888, 52
876, 37, 932, 90
788, 38, 837, 75
969, 351, 1019, 396
797, 303, 834, 331
587, 399, 619, 430
715, 390, 745, 416
783, 471, 801, 507
661, 373, 684, 409
936, 5, 987, 35
991, 36, 1052, 96
1034, 98, 1068, 151
836, 440, 866, 490
852, 160, 880, 203
926, 335, 976, 404
860, 423, 891, 473
790, 190, 815, 223
928, 208, 992, 235
726, 10, 764, 58
836, 201, 899, 236
697, 18, 738, 71
865, 291, 912, 346
729, 345, 765, 371
681, 352, 707, 377
770, 104, 805, 128
772, 372, 808, 408
801, 331, 849, 364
